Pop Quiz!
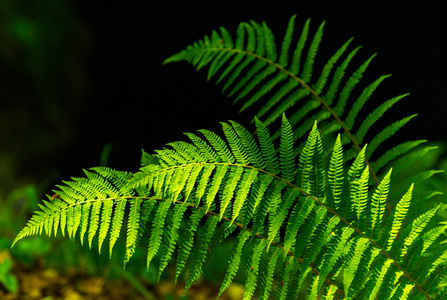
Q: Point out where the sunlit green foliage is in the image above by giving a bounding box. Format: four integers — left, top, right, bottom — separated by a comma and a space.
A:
13, 15, 447, 299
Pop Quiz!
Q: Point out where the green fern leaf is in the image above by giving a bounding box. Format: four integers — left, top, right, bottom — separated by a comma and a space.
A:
251, 180, 286, 238
109, 198, 126, 258
344, 237, 369, 296
307, 275, 320, 300
421, 225, 447, 254
195, 164, 216, 205
199, 129, 235, 163
366, 258, 394, 300
205, 164, 229, 213
258, 247, 282, 300
185, 215, 219, 291
318, 227, 356, 291
345, 74, 391, 130
400, 204, 441, 258
354, 166, 370, 232
301, 20, 324, 81
323, 46, 362, 108
97, 199, 113, 254
158, 203, 189, 279
301, 215, 340, 277
294, 207, 327, 261
254, 117, 279, 174
328, 134, 344, 210
313, 39, 354, 99
374, 141, 431, 177
296, 120, 317, 192
218, 230, 251, 298
354, 94, 409, 145
79, 202, 91, 245
274, 256, 295, 300
283, 193, 315, 255
278, 14, 296, 67
220, 166, 244, 219
386, 184, 414, 251
370, 168, 392, 239
175, 209, 205, 283
367, 114, 418, 159
279, 114, 295, 183
334, 53, 376, 116
124, 198, 142, 266
185, 133, 220, 162
230, 120, 264, 168
230, 168, 259, 227
221, 122, 249, 164
323, 284, 338, 300
244, 239, 267, 299
88, 201, 102, 249
243, 173, 274, 227
267, 187, 300, 247
146, 200, 173, 271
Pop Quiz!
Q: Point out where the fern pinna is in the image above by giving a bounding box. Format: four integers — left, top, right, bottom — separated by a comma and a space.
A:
12, 116, 447, 299
163, 15, 439, 210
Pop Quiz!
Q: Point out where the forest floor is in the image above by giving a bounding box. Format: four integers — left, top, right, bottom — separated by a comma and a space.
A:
0, 256, 245, 300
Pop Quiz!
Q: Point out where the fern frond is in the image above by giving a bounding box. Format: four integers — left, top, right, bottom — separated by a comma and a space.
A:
164, 16, 434, 213
13, 118, 447, 299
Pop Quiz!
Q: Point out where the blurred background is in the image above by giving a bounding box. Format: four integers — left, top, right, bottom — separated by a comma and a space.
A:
0, 1, 446, 299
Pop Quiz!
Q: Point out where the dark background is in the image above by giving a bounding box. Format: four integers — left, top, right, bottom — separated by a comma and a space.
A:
1, 1, 446, 194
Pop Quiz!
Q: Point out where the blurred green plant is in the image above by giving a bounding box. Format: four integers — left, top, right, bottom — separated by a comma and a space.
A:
0, 250, 18, 294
